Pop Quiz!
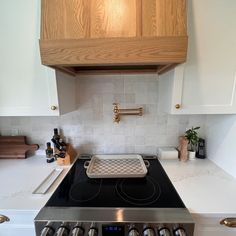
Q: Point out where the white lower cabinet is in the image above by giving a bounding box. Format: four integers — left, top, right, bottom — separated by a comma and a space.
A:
0, 0, 76, 116
0, 227, 35, 236
0, 210, 38, 236
158, 0, 236, 115
193, 214, 236, 236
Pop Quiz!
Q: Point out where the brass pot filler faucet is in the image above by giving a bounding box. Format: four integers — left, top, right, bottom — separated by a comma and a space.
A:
113, 103, 143, 123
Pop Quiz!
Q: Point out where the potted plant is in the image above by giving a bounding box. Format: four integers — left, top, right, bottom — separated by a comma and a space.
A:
184, 127, 200, 160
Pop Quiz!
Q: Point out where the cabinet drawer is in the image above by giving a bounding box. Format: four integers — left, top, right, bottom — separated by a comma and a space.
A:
0, 210, 38, 226
192, 214, 236, 236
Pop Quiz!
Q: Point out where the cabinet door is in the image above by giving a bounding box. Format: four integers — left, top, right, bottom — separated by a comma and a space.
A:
0, 210, 37, 236
142, 0, 187, 37
42, 0, 138, 39
90, 0, 138, 38
193, 214, 236, 236
158, 0, 236, 114
0, 227, 35, 236
41, 0, 187, 40
0, 0, 60, 116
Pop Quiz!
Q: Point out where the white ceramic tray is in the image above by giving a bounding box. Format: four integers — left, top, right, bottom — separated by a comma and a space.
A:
84, 154, 148, 178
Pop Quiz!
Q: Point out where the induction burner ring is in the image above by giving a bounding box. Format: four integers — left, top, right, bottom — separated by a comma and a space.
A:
115, 176, 161, 206
119, 178, 156, 201
69, 179, 102, 202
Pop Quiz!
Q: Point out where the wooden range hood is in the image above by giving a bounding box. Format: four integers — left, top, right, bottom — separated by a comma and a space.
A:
40, 0, 188, 76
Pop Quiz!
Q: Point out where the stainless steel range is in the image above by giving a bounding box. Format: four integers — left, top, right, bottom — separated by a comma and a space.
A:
34, 155, 194, 236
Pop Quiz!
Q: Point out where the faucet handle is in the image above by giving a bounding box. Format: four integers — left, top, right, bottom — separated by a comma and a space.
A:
113, 103, 120, 123
113, 103, 119, 112
113, 103, 119, 109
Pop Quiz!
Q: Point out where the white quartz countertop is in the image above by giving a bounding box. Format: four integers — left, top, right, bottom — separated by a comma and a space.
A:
0, 155, 236, 216
160, 158, 236, 215
0, 155, 73, 211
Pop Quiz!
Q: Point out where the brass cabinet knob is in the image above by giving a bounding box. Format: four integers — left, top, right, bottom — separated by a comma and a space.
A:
51, 105, 57, 111
175, 104, 181, 109
220, 218, 236, 228
0, 214, 10, 224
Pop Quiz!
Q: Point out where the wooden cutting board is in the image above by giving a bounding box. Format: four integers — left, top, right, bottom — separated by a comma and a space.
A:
0, 136, 39, 159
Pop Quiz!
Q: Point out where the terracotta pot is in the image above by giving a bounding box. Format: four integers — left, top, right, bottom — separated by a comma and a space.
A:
178, 136, 188, 162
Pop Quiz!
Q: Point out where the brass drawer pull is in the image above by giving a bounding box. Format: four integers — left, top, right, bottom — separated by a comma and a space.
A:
0, 214, 10, 224
220, 218, 236, 228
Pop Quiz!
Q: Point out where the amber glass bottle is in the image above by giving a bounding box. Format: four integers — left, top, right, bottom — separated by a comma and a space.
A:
45, 142, 53, 158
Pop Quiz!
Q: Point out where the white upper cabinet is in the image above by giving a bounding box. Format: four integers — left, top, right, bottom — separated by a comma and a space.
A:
158, 0, 236, 114
0, 0, 76, 116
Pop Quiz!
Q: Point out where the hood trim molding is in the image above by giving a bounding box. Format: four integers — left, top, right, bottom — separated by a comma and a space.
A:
40, 36, 187, 74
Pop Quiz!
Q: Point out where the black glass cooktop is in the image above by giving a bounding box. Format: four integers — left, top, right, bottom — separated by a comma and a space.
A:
46, 155, 185, 208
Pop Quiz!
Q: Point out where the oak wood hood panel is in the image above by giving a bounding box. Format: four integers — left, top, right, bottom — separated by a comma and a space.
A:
40, 36, 187, 66
40, 0, 187, 75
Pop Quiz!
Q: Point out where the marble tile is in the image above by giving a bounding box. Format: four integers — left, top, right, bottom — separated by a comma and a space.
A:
0, 74, 207, 155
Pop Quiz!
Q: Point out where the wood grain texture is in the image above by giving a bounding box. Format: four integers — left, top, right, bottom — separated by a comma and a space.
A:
142, 0, 187, 36
41, 0, 65, 39
41, 0, 187, 39
40, 0, 187, 73
136, 0, 142, 37
0, 136, 39, 159
40, 36, 187, 66
142, 0, 157, 36
155, 0, 187, 36
0, 136, 26, 143
41, 0, 90, 39
90, 0, 137, 38
56, 144, 77, 166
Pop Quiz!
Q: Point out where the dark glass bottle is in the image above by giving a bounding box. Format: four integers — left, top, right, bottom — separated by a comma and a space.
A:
196, 138, 206, 159
45, 142, 53, 158
53, 128, 60, 141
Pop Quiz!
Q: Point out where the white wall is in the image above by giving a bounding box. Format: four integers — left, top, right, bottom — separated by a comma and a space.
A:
206, 115, 236, 178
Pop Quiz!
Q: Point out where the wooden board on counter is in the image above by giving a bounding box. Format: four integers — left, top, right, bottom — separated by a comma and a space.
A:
0, 136, 39, 159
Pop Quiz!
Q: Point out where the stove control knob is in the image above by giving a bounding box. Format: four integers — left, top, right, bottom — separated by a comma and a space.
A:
157, 228, 171, 236
143, 228, 155, 236
72, 226, 84, 236
55, 226, 70, 236
88, 227, 98, 236
40, 226, 55, 236
173, 228, 186, 236
128, 228, 139, 236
